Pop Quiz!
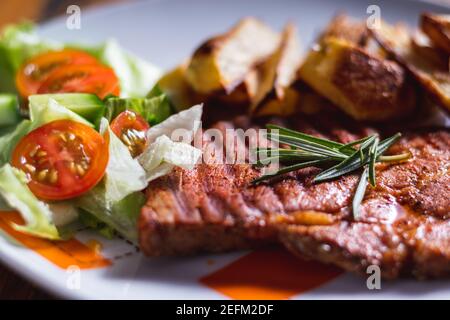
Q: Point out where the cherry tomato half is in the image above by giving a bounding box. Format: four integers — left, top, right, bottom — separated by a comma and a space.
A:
11, 120, 109, 200
111, 110, 150, 157
37, 64, 120, 99
15, 49, 99, 98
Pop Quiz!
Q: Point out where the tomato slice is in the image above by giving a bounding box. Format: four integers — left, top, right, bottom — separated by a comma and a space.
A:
111, 110, 150, 157
37, 64, 120, 99
16, 49, 99, 98
11, 120, 109, 200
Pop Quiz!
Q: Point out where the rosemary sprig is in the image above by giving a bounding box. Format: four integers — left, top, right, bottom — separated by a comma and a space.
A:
353, 166, 369, 220
252, 125, 411, 219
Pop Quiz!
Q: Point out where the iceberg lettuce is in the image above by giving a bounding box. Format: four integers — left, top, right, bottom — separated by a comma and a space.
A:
83, 39, 161, 98
0, 23, 61, 93
98, 118, 147, 203
0, 164, 59, 240
138, 104, 203, 182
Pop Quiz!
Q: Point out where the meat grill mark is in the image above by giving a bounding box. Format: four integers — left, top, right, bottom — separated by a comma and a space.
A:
139, 112, 450, 279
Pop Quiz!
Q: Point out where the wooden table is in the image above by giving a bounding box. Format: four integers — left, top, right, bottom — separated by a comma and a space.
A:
0, 0, 449, 300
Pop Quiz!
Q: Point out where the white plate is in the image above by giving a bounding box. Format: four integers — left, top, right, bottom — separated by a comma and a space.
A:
1, 0, 450, 300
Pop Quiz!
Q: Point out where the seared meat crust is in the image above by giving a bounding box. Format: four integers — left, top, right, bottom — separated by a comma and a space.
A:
139, 114, 450, 279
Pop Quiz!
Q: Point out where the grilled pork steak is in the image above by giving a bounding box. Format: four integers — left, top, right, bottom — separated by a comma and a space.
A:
139, 113, 450, 279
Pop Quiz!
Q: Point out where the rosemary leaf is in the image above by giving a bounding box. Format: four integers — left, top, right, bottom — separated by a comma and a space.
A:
252, 125, 407, 221
267, 124, 344, 150
353, 166, 369, 220
252, 159, 327, 185
377, 133, 402, 155
313, 135, 376, 183
378, 152, 411, 162
368, 137, 379, 187
266, 133, 347, 160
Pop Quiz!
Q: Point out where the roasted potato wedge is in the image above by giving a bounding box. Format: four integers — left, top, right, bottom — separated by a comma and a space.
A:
319, 14, 389, 58
371, 21, 450, 114
186, 17, 280, 94
412, 31, 449, 68
216, 69, 260, 105
298, 37, 416, 121
250, 23, 302, 115
157, 63, 205, 111
253, 86, 301, 117
421, 13, 450, 54
318, 14, 368, 46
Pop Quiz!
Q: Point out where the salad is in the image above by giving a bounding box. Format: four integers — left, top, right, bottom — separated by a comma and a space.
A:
0, 23, 202, 243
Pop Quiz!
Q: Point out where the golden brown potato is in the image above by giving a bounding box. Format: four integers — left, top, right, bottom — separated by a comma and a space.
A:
412, 31, 449, 68
253, 86, 301, 117
157, 63, 205, 111
319, 14, 390, 59
185, 18, 280, 94
318, 14, 368, 46
371, 21, 450, 114
421, 13, 450, 54
298, 37, 416, 121
215, 69, 260, 105
250, 23, 302, 116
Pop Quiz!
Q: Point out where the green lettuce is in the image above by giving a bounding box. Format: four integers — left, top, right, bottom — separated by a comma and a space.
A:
76, 118, 148, 241
0, 164, 59, 239
77, 187, 145, 242
0, 95, 97, 166
79, 210, 114, 239
82, 39, 161, 98
98, 118, 147, 203
0, 23, 61, 93
104, 92, 172, 125
0, 23, 160, 98
0, 94, 20, 127
29, 97, 93, 128
0, 120, 32, 166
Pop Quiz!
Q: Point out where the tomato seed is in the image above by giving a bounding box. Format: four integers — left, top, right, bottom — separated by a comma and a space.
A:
24, 164, 36, 173
29, 145, 40, 157
76, 164, 85, 176
121, 134, 132, 146
68, 161, 76, 173
49, 170, 58, 184
37, 150, 47, 158
37, 169, 49, 181
80, 161, 89, 170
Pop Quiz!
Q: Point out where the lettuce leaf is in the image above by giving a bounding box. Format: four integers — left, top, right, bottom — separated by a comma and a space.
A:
0, 164, 59, 239
0, 23, 160, 99
145, 104, 202, 144
0, 96, 95, 166
29, 96, 93, 128
0, 23, 61, 93
104, 93, 171, 125
0, 94, 20, 127
98, 118, 147, 203
138, 104, 203, 181
75, 117, 146, 240
0, 120, 32, 166
139, 135, 202, 181
76, 184, 145, 242
79, 210, 115, 239
77, 39, 161, 98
